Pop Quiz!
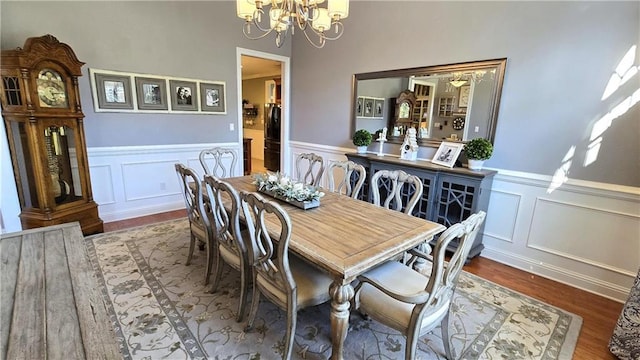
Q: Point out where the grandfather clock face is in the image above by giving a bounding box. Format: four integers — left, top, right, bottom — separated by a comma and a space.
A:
36, 69, 68, 108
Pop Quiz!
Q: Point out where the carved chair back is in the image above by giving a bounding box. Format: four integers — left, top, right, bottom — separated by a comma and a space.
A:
325, 160, 366, 199
203, 174, 251, 321
174, 163, 213, 283
199, 147, 237, 178
295, 152, 324, 186
371, 169, 423, 214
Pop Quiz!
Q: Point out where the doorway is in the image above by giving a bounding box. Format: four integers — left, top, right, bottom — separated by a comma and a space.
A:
237, 49, 288, 176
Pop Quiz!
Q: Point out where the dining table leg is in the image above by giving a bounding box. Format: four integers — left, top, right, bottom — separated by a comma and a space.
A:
329, 280, 354, 360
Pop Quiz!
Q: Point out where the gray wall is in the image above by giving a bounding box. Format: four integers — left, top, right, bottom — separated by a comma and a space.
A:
290, 1, 639, 187
1, 1, 290, 146
2, 1, 639, 187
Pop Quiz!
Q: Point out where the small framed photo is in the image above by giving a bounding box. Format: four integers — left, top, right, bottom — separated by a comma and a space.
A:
431, 141, 464, 168
135, 77, 168, 110
374, 98, 384, 118
93, 73, 133, 110
363, 98, 374, 118
169, 80, 197, 111
199, 82, 226, 113
355, 97, 364, 117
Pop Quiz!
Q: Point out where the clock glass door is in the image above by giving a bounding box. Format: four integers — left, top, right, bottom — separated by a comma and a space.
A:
44, 124, 82, 205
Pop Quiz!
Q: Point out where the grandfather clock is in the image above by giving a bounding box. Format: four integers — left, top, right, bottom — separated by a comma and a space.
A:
1, 34, 103, 235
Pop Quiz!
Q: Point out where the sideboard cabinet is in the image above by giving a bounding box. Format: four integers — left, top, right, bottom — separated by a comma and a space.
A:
345, 153, 496, 260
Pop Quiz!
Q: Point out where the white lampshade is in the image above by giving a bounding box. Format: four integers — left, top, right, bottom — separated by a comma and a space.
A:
236, 0, 255, 20
312, 8, 331, 31
270, 9, 289, 32
328, 0, 349, 19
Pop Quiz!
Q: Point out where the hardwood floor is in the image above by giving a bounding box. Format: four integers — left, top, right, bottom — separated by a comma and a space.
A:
103, 211, 623, 359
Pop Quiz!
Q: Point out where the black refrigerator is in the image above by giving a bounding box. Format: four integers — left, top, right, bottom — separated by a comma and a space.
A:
264, 103, 281, 172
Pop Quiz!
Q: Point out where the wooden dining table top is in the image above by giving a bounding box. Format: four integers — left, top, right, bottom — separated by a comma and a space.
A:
224, 175, 446, 282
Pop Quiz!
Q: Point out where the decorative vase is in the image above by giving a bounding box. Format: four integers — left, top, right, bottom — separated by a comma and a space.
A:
356, 146, 368, 154
468, 159, 484, 170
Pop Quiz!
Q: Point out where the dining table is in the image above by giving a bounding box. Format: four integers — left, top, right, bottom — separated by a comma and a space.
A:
222, 175, 446, 360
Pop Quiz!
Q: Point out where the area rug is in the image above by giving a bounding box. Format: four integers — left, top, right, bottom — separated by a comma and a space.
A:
85, 219, 582, 360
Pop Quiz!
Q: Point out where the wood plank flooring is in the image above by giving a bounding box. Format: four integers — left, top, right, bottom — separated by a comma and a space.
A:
104, 210, 623, 359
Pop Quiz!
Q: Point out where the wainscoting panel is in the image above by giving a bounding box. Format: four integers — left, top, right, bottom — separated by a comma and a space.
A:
87, 143, 240, 222
288, 142, 640, 302
89, 164, 116, 205
528, 197, 639, 275
484, 189, 521, 243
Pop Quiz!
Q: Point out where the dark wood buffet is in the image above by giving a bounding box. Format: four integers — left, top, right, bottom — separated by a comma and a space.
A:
346, 153, 496, 260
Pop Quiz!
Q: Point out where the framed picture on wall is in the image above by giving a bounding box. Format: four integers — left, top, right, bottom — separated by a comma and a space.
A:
458, 85, 471, 108
199, 82, 226, 113
92, 72, 134, 110
363, 98, 374, 118
374, 98, 384, 118
169, 80, 197, 111
356, 97, 364, 117
135, 77, 168, 110
431, 141, 464, 168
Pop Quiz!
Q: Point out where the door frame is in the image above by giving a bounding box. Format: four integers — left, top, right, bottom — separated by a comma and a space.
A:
236, 48, 290, 175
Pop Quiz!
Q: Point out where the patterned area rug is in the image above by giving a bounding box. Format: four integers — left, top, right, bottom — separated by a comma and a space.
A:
85, 219, 582, 360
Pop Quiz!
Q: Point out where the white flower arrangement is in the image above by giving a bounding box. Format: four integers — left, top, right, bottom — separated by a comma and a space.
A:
253, 172, 325, 203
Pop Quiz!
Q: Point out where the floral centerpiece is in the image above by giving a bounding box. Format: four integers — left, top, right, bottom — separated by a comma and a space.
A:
252, 172, 324, 209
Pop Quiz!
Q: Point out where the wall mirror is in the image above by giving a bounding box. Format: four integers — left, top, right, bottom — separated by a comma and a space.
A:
352, 58, 507, 147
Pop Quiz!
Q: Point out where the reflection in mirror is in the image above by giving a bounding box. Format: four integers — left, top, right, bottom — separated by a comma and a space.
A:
352, 59, 507, 146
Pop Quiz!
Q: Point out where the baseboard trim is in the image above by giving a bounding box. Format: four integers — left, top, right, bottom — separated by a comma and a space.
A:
99, 201, 184, 223
481, 247, 630, 303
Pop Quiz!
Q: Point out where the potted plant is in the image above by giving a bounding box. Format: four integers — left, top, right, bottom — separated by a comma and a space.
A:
464, 138, 493, 170
352, 129, 372, 154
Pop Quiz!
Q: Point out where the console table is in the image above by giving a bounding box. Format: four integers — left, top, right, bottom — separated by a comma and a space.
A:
346, 153, 496, 260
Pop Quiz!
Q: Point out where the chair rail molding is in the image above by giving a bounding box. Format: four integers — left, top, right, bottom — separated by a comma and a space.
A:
288, 141, 639, 303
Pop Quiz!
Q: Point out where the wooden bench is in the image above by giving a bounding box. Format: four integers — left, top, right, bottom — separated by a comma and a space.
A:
1, 222, 120, 359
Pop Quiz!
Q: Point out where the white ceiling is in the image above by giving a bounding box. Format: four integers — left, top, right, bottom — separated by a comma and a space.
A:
241, 55, 281, 80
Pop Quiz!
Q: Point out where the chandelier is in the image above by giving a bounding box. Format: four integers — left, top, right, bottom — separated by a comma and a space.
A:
446, 69, 495, 92
236, 0, 350, 48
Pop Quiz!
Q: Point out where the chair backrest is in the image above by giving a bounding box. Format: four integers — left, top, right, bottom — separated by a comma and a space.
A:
239, 191, 296, 302
419, 211, 487, 315
203, 174, 245, 258
174, 163, 209, 229
295, 152, 324, 187
199, 147, 237, 178
325, 160, 366, 199
371, 169, 423, 214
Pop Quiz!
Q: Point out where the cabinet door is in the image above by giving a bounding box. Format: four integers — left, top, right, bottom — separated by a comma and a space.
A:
369, 162, 436, 220
434, 175, 480, 226
346, 156, 371, 202
433, 174, 485, 259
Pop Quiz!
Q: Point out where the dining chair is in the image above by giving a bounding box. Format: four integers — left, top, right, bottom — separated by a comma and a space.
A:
354, 211, 487, 360
240, 191, 333, 360
295, 152, 324, 186
325, 159, 366, 199
174, 163, 214, 285
202, 174, 251, 322
199, 147, 237, 178
370, 169, 423, 215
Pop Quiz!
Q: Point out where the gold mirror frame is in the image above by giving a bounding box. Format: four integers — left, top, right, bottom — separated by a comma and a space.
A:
351, 58, 507, 147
